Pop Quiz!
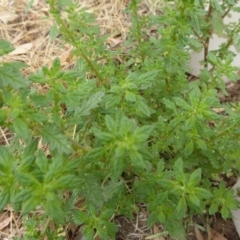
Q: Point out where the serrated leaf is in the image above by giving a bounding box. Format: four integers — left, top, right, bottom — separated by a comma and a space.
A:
184, 141, 194, 156
110, 157, 125, 180
45, 193, 65, 224
19, 156, 35, 172
73, 91, 105, 121
167, 218, 185, 240
13, 118, 31, 141
114, 145, 126, 159
189, 193, 200, 207
36, 150, 49, 172
41, 126, 72, 154
129, 150, 145, 169
13, 189, 32, 204
174, 158, 183, 172
81, 175, 104, 208
188, 168, 201, 187
0, 39, 15, 56
194, 187, 212, 199
15, 172, 40, 187
174, 97, 191, 110
105, 94, 121, 108
136, 70, 158, 89
0, 146, 10, 164
208, 52, 218, 65
105, 115, 117, 133
23, 138, 38, 157
209, 202, 219, 215
44, 156, 64, 183
54, 174, 79, 189
85, 147, 104, 160
189, 87, 201, 106
188, 38, 203, 52
97, 221, 118, 240
196, 138, 207, 150
176, 197, 187, 218
0, 188, 10, 211
103, 180, 124, 201
93, 129, 115, 142
136, 99, 151, 116
22, 194, 41, 215
163, 98, 176, 111
133, 125, 154, 142
73, 210, 89, 225
221, 205, 230, 219
82, 225, 95, 240
211, 11, 225, 37
0, 62, 29, 89
233, 32, 240, 52
125, 90, 136, 102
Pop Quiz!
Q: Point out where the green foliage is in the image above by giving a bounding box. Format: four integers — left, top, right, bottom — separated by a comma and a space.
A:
1, 0, 240, 239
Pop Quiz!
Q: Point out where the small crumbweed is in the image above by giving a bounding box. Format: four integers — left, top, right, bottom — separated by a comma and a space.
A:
1, 0, 240, 239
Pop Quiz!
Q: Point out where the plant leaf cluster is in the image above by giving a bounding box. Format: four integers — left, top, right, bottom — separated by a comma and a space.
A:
0, 0, 240, 239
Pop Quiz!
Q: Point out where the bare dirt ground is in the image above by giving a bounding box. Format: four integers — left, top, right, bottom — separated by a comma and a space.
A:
1, 0, 240, 239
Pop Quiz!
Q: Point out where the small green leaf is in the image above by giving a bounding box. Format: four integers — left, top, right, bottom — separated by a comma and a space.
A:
174, 97, 191, 111
211, 11, 225, 37
0, 62, 29, 89
85, 147, 104, 160
184, 141, 194, 156
129, 150, 145, 169
176, 197, 187, 218
233, 32, 240, 53
22, 194, 41, 215
209, 202, 219, 215
0, 40, 14, 56
15, 173, 40, 187
0, 188, 10, 211
136, 99, 151, 116
13, 189, 32, 204
82, 225, 95, 240
73, 210, 89, 225
54, 174, 79, 189
36, 150, 49, 172
188, 38, 203, 52
105, 115, 117, 133
188, 168, 202, 187
44, 156, 64, 183
221, 205, 230, 220
195, 187, 212, 199
72, 91, 105, 121
23, 138, 38, 157
0, 146, 10, 164
41, 126, 72, 154
133, 125, 154, 143
93, 129, 115, 142
125, 91, 137, 102
13, 118, 31, 141
45, 193, 65, 224
208, 52, 218, 65
110, 157, 125, 180
196, 138, 207, 150
163, 98, 176, 111
189, 194, 200, 207
19, 156, 35, 172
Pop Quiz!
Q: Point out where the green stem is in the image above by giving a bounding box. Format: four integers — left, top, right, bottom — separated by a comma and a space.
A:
204, 3, 213, 68
47, 1, 105, 85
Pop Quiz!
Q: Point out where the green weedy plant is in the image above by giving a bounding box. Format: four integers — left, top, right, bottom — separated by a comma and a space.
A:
1, 0, 240, 239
